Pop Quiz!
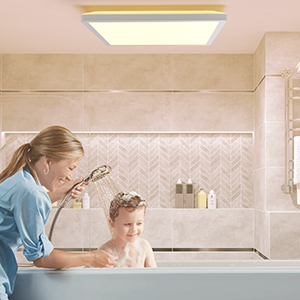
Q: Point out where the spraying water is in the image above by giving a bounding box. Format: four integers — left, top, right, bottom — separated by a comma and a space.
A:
92, 174, 121, 236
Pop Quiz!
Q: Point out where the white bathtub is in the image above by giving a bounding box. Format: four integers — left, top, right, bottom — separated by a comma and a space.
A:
10, 260, 300, 300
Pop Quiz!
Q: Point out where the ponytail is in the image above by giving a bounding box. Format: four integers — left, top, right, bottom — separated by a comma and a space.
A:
0, 126, 84, 183
0, 143, 34, 183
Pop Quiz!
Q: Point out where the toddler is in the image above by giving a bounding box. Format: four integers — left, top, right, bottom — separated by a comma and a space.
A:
99, 191, 157, 268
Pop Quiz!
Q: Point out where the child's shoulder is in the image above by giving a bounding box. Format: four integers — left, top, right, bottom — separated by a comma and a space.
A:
98, 239, 114, 251
136, 237, 152, 249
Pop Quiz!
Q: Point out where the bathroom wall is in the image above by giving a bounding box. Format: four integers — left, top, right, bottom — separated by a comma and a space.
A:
254, 32, 300, 259
0, 54, 252, 132
3, 132, 253, 209
0, 53, 255, 255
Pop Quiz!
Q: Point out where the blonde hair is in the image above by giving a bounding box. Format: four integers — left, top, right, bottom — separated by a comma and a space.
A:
0, 125, 84, 183
109, 191, 147, 221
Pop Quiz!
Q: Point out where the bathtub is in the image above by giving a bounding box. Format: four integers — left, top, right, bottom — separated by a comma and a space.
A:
10, 260, 300, 300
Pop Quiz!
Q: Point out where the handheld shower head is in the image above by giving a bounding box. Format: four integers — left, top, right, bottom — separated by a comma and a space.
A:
59, 165, 112, 209
48, 165, 114, 242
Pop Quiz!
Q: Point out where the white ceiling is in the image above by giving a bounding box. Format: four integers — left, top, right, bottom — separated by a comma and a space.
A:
1, 0, 300, 54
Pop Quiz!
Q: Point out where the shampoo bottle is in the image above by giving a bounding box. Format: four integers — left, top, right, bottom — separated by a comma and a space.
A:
185, 179, 194, 208
208, 190, 217, 209
197, 189, 207, 209
82, 192, 90, 209
175, 179, 184, 208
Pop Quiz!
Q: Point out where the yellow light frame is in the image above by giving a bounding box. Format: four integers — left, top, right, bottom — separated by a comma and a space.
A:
81, 6, 227, 46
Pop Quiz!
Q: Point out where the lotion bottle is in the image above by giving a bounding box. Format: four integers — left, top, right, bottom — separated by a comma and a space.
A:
197, 189, 207, 209
82, 192, 90, 209
72, 200, 82, 209
208, 190, 217, 209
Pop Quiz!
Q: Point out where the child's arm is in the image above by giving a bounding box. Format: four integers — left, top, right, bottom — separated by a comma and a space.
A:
144, 240, 157, 268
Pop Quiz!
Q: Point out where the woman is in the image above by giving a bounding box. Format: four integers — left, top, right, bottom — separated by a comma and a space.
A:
0, 126, 117, 300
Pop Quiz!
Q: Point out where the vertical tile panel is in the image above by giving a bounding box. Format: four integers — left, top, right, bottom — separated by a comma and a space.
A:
170, 133, 180, 207
230, 134, 242, 208
179, 133, 189, 181
189, 133, 201, 206
200, 134, 212, 194
118, 134, 130, 192
148, 134, 160, 207
241, 134, 253, 208
128, 133, 139, 193
159, 134, 172, 208
220, 134, 231, 208
211, 134, 222, 206
138, 134, 149, 203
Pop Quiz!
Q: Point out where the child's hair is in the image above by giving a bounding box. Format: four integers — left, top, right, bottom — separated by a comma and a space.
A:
0, 125, 84, 183
109, 191, 147, 221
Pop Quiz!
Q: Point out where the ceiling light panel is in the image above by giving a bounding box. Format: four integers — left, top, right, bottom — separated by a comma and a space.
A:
81, 7, 227, 46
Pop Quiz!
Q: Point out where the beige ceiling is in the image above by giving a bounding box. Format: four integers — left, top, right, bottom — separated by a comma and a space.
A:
0, 0, 300, 54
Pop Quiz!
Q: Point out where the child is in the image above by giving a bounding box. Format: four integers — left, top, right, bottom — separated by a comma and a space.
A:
99, 191, 157, 268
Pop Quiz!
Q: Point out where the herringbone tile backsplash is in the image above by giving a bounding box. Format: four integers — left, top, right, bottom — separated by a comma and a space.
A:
3, 133, 253, 208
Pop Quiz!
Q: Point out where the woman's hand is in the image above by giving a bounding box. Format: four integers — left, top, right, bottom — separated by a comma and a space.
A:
34, 249, 118, 269
88, 249, 118, 268
47, 178, 86, 203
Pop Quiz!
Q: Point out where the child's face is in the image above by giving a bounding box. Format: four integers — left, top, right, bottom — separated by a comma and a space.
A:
111, 206, 145, 244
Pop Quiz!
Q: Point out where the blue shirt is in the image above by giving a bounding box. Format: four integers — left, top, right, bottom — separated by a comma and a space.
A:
0, 167, 54, 297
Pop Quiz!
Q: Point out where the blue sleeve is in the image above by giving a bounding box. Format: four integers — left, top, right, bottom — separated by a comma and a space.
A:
13, 189, 54, 262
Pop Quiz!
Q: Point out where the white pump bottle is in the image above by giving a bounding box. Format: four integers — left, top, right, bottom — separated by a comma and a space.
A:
207, 190, 217, 209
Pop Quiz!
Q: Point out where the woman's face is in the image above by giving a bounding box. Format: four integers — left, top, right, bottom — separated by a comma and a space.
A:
40, 157, 81, 192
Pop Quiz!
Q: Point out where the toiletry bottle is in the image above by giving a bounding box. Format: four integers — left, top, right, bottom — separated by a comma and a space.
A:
197, 189, 207, 209
185, 179, 194, 208
208, 190, 217, 209
82, 192, 90, 209
72, 200, 82, 209
175, 179, 184, 208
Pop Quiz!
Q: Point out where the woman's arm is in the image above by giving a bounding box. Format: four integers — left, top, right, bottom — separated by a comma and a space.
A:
34, 248, 118, 269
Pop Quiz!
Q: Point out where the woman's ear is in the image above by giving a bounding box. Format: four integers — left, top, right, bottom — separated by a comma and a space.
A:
45, 157, 52, 166
43, 157, 52, 170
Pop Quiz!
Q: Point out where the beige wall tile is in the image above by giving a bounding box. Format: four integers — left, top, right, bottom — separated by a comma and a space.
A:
253, 168, 266, 211
253, 35, 266, 89
254, 124, 265, 169
83, 93, 172, 131
0, 54, 2, 90
2, 54, 83, 90
254, 79, 265, 131
265, 122, 285, 166
270, 212, 300, 259
254, 210, 270, 258
265, 33, 300, 75
143, 209, 173, 248
46, 209, 84, 249
47, 209, 255, 250
84, 54, 172, 90
0, 95, 2, 140
266, 167, 298, 211
89, 209, 112, 248
173, 54, 253, 90
172, 93, 253, 131
173, 209, 253, 248
2, 93, 83, 132
265, 77, 285, 122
